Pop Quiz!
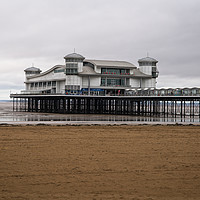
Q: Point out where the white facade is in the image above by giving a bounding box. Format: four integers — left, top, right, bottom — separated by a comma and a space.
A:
23, 53, 159, 95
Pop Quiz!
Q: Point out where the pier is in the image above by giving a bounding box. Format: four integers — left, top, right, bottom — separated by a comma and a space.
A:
10, 94, 200, 118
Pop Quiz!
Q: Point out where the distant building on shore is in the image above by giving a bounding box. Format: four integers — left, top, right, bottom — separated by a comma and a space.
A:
23, 52, 159, 95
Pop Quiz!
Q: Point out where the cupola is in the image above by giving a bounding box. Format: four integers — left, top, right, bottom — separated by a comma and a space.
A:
138, 57, 158, 66
64, 53, 85, 62
24, 67, 41, 76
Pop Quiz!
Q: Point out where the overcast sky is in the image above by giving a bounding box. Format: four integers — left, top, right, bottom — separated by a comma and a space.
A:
0, 0, 200, 99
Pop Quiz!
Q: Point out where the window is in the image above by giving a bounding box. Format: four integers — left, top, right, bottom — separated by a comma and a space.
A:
101, 78, 126, 86
152, 62, 156, 66
102, 68, 106, 74
52, 81, 56, 86
101, 78, 106, 86
66, 63, 78, 68
66, 68, 78, 75
120, 69, 125, 74
83, 62, 94, 69
152, 67, 158, 78
121, 79, 125, 86
107, 79, 117, 86
126, 78, 130, 86
54, 69, 65, 73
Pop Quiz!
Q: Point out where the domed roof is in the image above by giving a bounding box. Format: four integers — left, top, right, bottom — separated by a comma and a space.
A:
138, 57, 158, 63
24, 67, 41, 72
64, 53, 85, 60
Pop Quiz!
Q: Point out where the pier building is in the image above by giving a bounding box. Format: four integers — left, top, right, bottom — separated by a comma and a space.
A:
23, 53, 159, 96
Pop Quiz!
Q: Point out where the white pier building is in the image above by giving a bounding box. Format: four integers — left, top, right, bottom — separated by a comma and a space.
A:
24, 53, 159, 95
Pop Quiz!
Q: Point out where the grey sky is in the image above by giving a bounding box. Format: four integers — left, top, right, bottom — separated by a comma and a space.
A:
0, 0, 200, 99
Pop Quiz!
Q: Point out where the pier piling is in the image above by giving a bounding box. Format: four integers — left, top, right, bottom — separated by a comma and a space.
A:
10, 94, 200, 118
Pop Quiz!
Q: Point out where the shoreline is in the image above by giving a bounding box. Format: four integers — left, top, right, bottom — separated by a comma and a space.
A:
0, 120, 200, 126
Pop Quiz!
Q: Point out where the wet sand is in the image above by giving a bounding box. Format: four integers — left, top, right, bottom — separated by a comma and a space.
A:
0, 125, 200, 199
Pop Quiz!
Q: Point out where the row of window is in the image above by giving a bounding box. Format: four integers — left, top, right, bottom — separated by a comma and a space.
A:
139, 62, 156, 66
101, 78, 129, 87
65, 58, 83, 62
66, 63, 78, 75
66, 69, 78, 75
54, 69, 65, 73
30, 81, 56, 88
26, 71, 40, 75
101, 68, 130, 75
66, 63, 78, 68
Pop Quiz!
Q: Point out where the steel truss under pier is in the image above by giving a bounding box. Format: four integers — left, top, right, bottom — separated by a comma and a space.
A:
10, 95, 200, 117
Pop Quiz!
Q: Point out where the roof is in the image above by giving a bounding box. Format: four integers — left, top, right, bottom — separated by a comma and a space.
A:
84, 59, 137, 68
133, 69, 152, 77
138, 57, 158, 63
24, 67, 41, 72
79, 65, 151, 77
64, 53, 85, 60
79, 66, 97, 75
26, 65, 65, 79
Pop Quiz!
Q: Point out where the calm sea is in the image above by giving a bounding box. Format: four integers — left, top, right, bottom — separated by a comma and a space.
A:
0, 102, 199, 123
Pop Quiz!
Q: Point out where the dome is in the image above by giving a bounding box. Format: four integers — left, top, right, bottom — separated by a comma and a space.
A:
138, 57, 158, 63
24, 67, 41, 72
64, 53, 85, 60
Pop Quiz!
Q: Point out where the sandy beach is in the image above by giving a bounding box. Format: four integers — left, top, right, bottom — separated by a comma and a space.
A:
0, 125, 200, 199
